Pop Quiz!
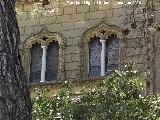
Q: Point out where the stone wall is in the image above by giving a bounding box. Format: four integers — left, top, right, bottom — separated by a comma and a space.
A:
16, 0, 160, 93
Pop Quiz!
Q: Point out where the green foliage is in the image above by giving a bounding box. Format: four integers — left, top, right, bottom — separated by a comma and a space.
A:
32, 64, 160, 120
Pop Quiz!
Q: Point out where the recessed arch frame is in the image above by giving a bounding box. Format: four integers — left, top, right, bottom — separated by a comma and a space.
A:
79, 22, 125, 79
21, 29, 66, 82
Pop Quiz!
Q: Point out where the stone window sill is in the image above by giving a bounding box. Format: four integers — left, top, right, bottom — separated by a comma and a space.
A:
28, 76, 106, 88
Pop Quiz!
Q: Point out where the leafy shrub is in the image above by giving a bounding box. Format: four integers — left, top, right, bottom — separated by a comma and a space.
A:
32, 64, 160, 120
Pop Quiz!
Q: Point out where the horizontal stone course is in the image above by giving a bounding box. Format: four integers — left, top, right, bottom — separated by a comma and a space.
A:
56, 15, 71, 23
46, 24, 62, 32
33, 25, 43, 34
18, 18, 40, 27
66, 38, 73, 46
72, 37, 81, 45
74, 21, 86, 29
65, 62, 80, 70
64, 6, 76, 14
19, 27, 25, 35
17, 12, 28, 20
24, 26, 34, 35
65, 54, 72, 63
77, 5, 89, 13
62, 22, 74, 30
86, 11, 106, 20
99, 4, 111, 10
89, 4, 99, 12
71, 13, 86, 22
66, 46, 80, 54
20, 34, 31, 43
39, 17, 56, 25
72, 53, 80, 62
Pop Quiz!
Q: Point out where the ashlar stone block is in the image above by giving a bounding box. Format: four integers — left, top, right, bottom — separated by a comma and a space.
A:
71, 13, 85, 22
46, 24, 62, 32
86, 11, 106, 20
72, 37, 81, 45
72, 53, 80, 62
62, 22, 73, 31
24, 26, 34, 35
65, 62, 80, 70
74, 21, 86, 29
19, 27, 25, 35
89, 4, 99, 12
56, 15, 71, 23
33, 25, 43, 34
66, 38, 73, 46
64, 6, 76, 14
77, 5, 89, 13
66, 54, 72, 63
66, 46, 80, 54
18, 18, 40, 27
16, 12, 28, 20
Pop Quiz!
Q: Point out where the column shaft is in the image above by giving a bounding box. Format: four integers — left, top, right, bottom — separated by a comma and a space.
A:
41, 46, 47, 82
100, 40, 106, 76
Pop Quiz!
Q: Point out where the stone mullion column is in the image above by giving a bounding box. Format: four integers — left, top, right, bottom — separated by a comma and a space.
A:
100, 40, 106, 76
41, 46, 47, 82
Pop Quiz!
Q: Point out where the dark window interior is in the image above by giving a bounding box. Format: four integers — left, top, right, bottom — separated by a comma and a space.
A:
89, 34, 119, 77
89, 36, 101, 76
46, 41, 59, 81
105, 34, 119, 75
29, 43, 42, 83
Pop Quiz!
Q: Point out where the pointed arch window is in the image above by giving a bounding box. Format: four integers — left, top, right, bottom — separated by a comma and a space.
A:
22, 30, 65, 83
88, 35, 119, 77
80, 23, 124, 78
29, 41, 60, 83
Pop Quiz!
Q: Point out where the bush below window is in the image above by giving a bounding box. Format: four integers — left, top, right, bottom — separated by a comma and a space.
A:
32, 64, 160, 120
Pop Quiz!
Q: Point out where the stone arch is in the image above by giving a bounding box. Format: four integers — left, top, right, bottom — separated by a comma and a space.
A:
23, 29, 65, 48
79, 22, 124, 79
81, 23, 124, 45
21, 29, 65, 82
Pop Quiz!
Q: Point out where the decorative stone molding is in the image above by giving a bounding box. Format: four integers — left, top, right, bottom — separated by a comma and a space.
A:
80, 22, 124, 79
22, 29, 66, 82
81, 23, 124, 46
23, 29, 65, 48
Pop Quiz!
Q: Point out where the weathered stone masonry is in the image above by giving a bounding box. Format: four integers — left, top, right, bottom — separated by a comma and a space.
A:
17, 0, 160, 93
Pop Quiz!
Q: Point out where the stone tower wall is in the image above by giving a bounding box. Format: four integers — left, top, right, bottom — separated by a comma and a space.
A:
16, 0, 160, 92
